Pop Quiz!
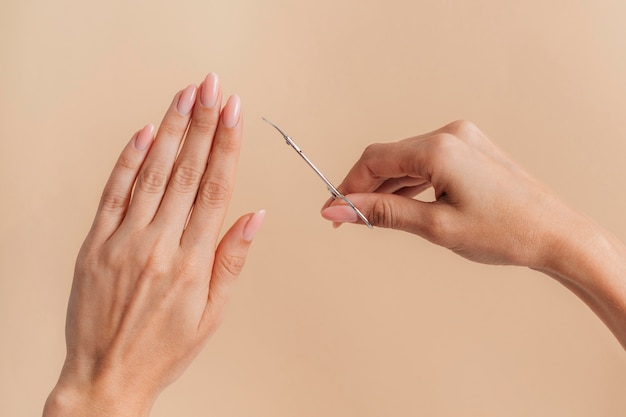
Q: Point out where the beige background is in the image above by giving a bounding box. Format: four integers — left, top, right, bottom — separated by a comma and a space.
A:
2, 0, 626, 416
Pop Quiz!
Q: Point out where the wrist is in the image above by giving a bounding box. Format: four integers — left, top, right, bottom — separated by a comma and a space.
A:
44, 375, 155, 417
527, 194, 601, 274
534, 214, 596, 275
532, 209, 626, 348
534, 209, 609, 284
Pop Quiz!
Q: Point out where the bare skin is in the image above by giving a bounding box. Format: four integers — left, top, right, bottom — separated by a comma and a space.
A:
44, 92, 625, 416
322, 120, 626, 349
43, 73, 265, 417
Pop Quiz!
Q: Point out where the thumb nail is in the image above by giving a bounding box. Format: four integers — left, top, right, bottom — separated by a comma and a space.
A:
321, 206, 358, 223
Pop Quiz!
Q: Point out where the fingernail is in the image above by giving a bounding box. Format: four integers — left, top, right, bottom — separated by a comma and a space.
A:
177, 84, 197, 116
321, 206, 358, 223
200, 72, 219, 108
222, 95, 241, 128
243, 209, 266, 242
134, 124, 155, 151
332, 222, 342, 229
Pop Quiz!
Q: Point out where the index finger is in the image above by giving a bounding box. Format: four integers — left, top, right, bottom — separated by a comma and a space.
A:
331, 121, 477, 203
333, 138, 432, 199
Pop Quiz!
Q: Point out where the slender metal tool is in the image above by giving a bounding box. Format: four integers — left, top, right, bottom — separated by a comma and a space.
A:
262, 117, 373, 229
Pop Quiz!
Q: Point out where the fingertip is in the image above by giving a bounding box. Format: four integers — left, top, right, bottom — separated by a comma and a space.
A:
321, 205, 358, 223
222, 95, 241, 129
200, 72, 220, 108
177, 84, 197, 116
242, 209, 266, 242
134, 123, 155, 151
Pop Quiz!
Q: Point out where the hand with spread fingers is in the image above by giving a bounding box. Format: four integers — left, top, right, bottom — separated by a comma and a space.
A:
43, 73, 265, 417
322, 120, 626, 349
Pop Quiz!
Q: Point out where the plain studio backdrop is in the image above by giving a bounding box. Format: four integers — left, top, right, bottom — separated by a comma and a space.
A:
2, 1, 626, 416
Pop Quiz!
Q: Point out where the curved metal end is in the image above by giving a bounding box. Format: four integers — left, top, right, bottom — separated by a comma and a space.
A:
262, 117, 299, 150
263, 116, 372, 229
262, 117, 290, 139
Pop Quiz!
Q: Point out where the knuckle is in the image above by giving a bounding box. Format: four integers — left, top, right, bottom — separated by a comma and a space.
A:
138, 166, 168, 194
197, 178, 231, 210
428, 133, 459, 164
370, 198, 395, 229
180, 256, 203, 278
170, 165, 204, 193
100, 244, 124, 270
75, 248, 99, 277
142, 253, 169, 279
444, 120, 480, 139
362, 143, 382, 160
115, 155, 136, 172
360, 143, 385, 179
100, 190, 129, 212
218, 252, 247, 277
213, 134, 240, 154
190, 118, 218, 136
158, 121, 183, 138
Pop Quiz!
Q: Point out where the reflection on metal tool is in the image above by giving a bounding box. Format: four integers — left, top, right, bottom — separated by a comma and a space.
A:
262, 117, 373, 229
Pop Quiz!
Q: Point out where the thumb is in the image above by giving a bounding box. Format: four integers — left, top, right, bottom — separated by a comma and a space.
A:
201, 209, 266, 331
321, 193, 444, 238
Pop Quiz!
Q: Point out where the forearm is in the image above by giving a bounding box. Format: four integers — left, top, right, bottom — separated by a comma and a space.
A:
537, 212, 626, 349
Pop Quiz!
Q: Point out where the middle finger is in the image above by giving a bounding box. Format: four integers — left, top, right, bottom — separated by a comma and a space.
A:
153, 73, 223, 234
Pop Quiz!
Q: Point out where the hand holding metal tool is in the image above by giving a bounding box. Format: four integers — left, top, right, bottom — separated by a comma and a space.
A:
262, 117, 373, 229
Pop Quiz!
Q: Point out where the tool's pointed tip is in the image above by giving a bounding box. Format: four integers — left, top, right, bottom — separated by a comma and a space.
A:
261, 117, 276, 127
261, 117, 289, 139
261, 117, 276, 128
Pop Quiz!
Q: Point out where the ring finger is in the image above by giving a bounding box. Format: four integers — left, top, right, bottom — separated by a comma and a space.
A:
123, 84, 197, 229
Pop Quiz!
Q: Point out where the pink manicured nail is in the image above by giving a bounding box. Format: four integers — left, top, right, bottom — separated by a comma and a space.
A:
321, 205, 358, 223
200, 72, 219, 108
222, 95, 241, 128
134, 124, 155, 151
243, 209, 266, 242
177, 84, 197, 116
